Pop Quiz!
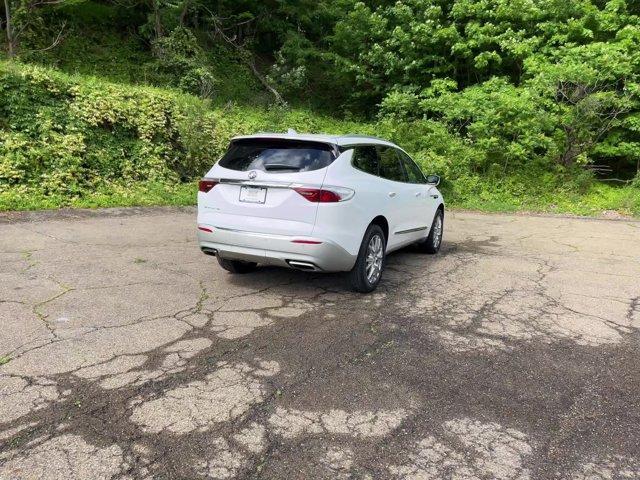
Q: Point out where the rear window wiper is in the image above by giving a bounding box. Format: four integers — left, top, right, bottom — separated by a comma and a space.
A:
263, 164, 302, 171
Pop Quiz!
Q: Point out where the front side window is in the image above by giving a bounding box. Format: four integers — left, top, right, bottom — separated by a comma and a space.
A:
352, 146, 379, 176
378, 146, 406, 182
399, 150, 426, 184
218, 139, 335, 173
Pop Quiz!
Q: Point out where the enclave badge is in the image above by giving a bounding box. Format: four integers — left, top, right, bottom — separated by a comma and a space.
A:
248, 170, 257, 180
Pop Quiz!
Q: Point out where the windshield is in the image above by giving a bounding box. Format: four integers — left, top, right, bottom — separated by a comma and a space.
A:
218, 139, 336, 173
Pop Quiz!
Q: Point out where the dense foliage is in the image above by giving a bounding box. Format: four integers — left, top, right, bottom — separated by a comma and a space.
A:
271, 0, 640, 178
0, 61, 365, 203
1, 0, 639, 214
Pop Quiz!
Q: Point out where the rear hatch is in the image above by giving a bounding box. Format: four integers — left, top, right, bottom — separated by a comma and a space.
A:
198, 138, 337, 236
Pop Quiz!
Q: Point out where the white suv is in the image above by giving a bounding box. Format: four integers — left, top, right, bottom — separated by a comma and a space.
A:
197, 132, 444, 292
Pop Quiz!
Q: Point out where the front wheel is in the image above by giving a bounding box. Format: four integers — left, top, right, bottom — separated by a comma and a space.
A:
217, 257, 258, 274
348, 224, 386, 293
417, 209, 444, 254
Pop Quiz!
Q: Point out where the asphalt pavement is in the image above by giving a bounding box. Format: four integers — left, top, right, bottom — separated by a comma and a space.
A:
1, 207, 639, 479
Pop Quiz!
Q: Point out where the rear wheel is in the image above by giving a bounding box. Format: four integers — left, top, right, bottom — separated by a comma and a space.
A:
348, 224, 386, 293
417, 209, 443, 254
217, 257, 258, 274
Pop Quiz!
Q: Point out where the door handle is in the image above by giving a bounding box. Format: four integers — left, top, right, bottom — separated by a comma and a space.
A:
388, 192, 397, 198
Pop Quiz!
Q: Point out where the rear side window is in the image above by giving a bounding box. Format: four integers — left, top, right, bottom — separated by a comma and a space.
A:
352, 146, 379, 176
218, 139, 335, 173
398, 150, 426, 184
378, 147, 406, 182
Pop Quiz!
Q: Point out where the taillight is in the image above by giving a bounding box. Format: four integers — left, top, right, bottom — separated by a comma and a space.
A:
199, 179, 218, 193
294, 187, 354, 203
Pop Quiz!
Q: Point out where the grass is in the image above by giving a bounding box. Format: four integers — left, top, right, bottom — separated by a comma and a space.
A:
0, 182, 197, 211
2, 180, 638, 218
449, 182, 640, 217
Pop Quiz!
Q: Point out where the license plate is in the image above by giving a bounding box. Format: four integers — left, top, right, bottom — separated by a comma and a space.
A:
239, 186, 267, 204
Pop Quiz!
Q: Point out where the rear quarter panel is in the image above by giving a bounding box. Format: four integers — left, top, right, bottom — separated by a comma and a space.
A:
314, 149, 398, 256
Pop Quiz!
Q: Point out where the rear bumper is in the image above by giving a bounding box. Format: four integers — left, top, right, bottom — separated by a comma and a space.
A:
197, 226, 357, 272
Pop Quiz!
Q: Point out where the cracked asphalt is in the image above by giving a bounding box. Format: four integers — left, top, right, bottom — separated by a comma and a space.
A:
1, 207, 639, 479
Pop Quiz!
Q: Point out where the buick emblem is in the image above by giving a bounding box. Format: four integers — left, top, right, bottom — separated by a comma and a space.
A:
248, 170, 257, 180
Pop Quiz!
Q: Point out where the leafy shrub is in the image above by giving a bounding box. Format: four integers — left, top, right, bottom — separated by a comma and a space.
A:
152, 27, 203, 71
0, 62, 186, 198
178, 67, 217, 99
151, 27, 217, 99
0, 61, 360, 205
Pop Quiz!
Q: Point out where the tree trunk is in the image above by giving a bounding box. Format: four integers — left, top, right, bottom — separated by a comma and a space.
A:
4, 0, 14, 57
246, 58, 286, 106
559, 125, 582, 167
179, 0, 190, 26
152, 0, 163, 40
210, 18, 286, 106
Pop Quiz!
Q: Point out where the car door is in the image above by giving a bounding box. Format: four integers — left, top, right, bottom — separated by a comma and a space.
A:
397, 149, 437, 238
376, 146, 414, 250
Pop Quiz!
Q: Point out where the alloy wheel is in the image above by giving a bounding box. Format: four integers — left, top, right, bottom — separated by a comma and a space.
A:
432, 214, 443, 249
365, 234, 384, 284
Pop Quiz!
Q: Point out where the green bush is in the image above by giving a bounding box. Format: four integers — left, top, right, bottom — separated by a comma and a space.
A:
0, 60, 359, 206
1, 59, 638, 215
150, 27, 218, 99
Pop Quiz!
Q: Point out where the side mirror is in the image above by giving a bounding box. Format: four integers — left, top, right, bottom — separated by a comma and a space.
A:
426, 174, 440, 186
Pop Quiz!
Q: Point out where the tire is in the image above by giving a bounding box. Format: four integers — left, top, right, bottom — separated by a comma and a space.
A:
348, 224, 386, 293
217, 257, 258, 274
417, 209, 444, 254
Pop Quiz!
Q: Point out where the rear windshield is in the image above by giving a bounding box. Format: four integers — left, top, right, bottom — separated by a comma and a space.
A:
218, 139, 336, 173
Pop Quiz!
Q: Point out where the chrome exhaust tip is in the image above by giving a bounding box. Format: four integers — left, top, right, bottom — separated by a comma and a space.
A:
287, 260, 320, 271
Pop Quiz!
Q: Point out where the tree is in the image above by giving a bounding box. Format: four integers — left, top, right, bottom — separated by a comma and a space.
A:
2, 0, 67, 58
3, 0, 14, 57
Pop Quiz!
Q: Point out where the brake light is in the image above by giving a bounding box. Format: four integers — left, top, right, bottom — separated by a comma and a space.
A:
199, 179, 218, 193
294, 187, 354, 203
